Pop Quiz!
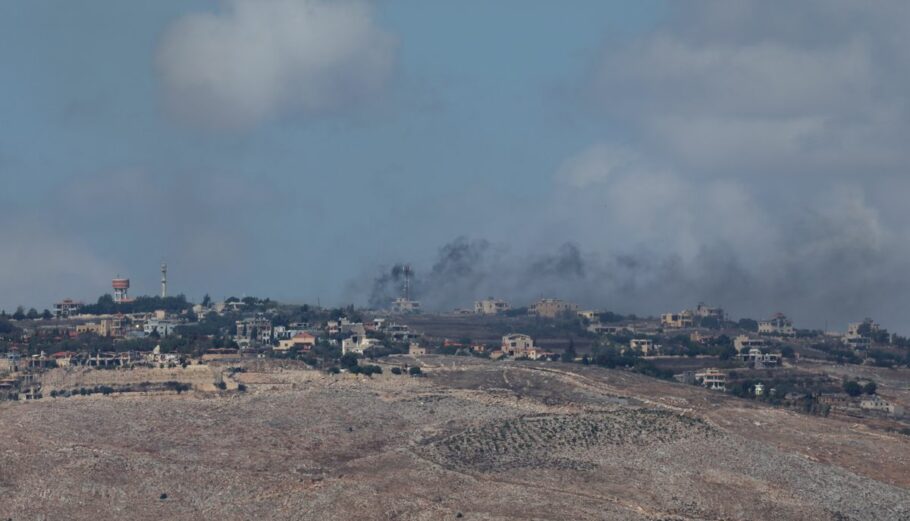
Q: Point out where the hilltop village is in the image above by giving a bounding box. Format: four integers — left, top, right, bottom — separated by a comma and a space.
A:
3, 273, 910, 520
1, 273, 909, 433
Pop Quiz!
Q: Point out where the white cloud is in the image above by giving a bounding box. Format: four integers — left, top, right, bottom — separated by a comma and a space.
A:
156, 0, 396, 129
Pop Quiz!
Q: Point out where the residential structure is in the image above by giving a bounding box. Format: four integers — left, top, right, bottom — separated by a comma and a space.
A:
629, 338, 657, 355
474, 298, 510, 315
53, 299, 83, 319
733, 335, 768, 353
661, 310, 694, 329
694, 368, 726, 391
530, 299, 578, 319
276, 332, 317, 352
759, 313, 795, 336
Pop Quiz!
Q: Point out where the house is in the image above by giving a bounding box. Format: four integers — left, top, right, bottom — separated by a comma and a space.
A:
661, 310, 694, 329
629, 338, 657, 355
276, 332, 317, 352
860, 395, 903, 415
502, 333, 550, 359
52, 351, 77, 367
740, 348, 781, 368
391, 298, 421, 314
693, 303, 725, 321
53, 299, 83, 319
758, 313, 795, 336
577, 310, 599, 322
474, 298, 510, 315
408, 342, 427, 355
341, 335, 381, 355
694, 368, 726, 391
144, 318, 180, 337
530, 299, 578, 319
843, 318, 878, 350
733, 335, 768, 353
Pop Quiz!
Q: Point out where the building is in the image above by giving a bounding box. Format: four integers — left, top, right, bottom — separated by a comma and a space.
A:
530, 299, 578, 319
408, 342, 427, 355
860, 395, 903, 415
758, 313, 795, 336
629, 338, 657, 355
740, 348, 781, 368
694, 368, 726, 391
693, 303, 725, 321
341, 335, 381, 355
386, 323, 411, 342
661, 310, 694, 329
52, 351, 77, 368
391, 298, 422, 314
733, 335, 768, 353
843, 318, 878, 350
76, 319, 116, 337
276, 332, 317, 352
577, 310, 599, 322
144, 318, 180, 337
474, 298, 510, 315
235, 317, 273, 345
501, 333, 537, 358
53, 299, 83, 319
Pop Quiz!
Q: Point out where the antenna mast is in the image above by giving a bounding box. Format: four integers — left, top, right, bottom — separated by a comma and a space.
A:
161, 262, 168, 298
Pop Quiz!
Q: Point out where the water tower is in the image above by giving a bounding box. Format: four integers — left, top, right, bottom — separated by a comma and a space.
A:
112, 277, 130, 303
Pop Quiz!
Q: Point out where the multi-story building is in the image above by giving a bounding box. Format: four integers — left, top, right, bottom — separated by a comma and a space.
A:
530, 299, 578, 319
694, 368, 726, 391
501, 333, 534, 358
661, 310, 694, 329
391, 298, 421, 314
474, 298, 510, 315
693, 302, 725, 321
629, 338, 657, 355
53, 299, 83, 319
733, 335, 768, 353
758, 313, 795, 336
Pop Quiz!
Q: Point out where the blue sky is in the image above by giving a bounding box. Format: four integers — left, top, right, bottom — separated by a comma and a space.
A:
3, 0, 910, 332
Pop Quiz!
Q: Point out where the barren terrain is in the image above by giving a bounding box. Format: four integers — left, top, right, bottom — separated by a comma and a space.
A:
1, 356, 909, 520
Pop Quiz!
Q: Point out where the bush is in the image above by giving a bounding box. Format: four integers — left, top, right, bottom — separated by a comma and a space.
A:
391, 367, 402, 375
408, 366, 422, 376
237, 384, 247, 392
843, 380, 863, 397
215, 381, 227, 390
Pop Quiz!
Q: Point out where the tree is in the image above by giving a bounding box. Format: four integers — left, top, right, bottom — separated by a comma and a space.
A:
561, 338, 577, 363
41, 309, 53, 320
843, 380, 863, 397
340, 353, 359, 370
202, 294, 212, 307
408, 366, 422, 376
12, 306, 25, 320
863, 381, 877, 395
738, 318, 759, 332
25, 308, 38, 320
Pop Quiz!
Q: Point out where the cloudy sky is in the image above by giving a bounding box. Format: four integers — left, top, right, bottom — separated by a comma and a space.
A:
2, 1, 910, 332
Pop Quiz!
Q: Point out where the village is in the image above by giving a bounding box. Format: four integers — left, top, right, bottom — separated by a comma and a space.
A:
1, 272, 908, 435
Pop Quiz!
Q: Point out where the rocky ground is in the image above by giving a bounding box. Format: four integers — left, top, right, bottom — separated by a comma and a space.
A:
1, 356, 909, 520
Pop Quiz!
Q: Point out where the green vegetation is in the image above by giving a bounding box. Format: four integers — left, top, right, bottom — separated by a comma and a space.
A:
81, 294, 193, 315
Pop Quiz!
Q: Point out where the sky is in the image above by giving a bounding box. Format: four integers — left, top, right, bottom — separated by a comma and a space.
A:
2, 0, 910, 333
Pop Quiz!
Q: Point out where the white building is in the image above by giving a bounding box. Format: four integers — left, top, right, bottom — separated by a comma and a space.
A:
758, 313, 795, 336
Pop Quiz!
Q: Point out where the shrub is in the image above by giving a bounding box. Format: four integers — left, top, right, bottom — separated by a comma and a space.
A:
408, 366, 422, 376
391, 367, 402, 375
